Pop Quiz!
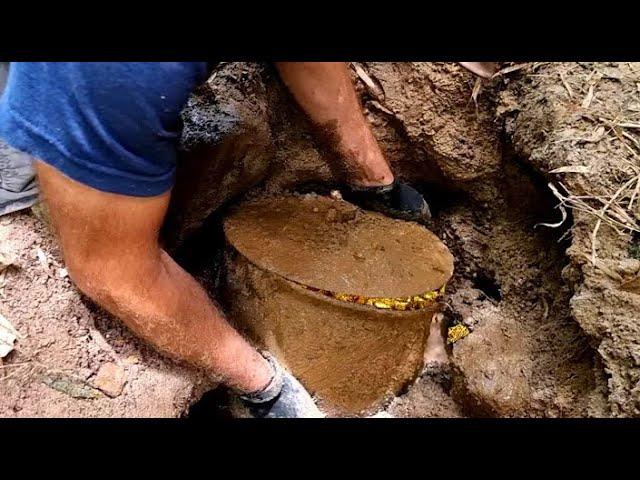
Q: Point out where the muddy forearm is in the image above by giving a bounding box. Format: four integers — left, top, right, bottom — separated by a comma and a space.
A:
275, 62, 394, 187
88, 249, 271, 393
35, 161, 271, 395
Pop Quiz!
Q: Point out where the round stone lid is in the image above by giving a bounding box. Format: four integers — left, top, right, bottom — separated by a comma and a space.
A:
224, 195, 454, 298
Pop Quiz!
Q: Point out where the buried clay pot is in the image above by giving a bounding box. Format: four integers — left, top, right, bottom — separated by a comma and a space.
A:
222, 194, 454, 416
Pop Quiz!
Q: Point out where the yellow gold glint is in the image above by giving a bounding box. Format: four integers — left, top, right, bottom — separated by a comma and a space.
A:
303, 284, 446, 311
447, 324, 470, 344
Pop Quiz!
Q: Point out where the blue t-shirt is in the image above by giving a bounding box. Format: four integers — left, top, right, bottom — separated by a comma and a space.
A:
0, 62, 210, 196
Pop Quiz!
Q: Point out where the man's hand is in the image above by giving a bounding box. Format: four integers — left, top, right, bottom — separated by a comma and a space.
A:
275, 62, 395, 187
233, 352, 325, 418
275, 62, 433, 224
35, 160, 274, 396
342, 180, 432, 223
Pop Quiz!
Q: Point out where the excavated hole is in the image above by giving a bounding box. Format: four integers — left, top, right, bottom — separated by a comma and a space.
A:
430, 155, 607, 417
180, 157, 604, 418
183, 388, 234, 419
472, 271, 502, 302
629, 231, 640, 260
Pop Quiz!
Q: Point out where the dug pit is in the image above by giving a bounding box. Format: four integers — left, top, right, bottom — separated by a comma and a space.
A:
3, 62, 633, 419
172, 63, 623, 419
221, 194, 453, 416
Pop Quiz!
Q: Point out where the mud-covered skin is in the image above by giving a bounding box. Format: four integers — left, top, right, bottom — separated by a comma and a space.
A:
166, 62, 500, 250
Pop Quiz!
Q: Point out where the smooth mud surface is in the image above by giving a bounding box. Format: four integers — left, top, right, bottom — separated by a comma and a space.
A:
224, 194, 454, 298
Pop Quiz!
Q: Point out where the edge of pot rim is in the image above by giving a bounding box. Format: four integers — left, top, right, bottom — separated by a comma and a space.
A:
230, 246, 446, 319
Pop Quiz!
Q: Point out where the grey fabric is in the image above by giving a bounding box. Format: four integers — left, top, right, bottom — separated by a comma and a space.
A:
0, 140, 39, 216
235, 352, 324, 418
0, 62, 8, 93
0, 63, 39, 217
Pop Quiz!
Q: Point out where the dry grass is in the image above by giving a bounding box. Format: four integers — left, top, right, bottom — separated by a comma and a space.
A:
537, 63, 640, 264
548, 176, 640, 262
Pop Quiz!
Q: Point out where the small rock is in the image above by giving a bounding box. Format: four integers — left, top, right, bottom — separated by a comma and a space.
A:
93, 362, 127, 398
0, 250, 16, 273
369, 411, 394, 418
617, 259, 640, 276
123, 355, 139, 365
58, 268, 68, 278
35, 247, 49, 271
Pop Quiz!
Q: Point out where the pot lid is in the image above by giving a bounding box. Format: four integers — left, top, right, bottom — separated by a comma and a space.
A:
224, 194, 454, 298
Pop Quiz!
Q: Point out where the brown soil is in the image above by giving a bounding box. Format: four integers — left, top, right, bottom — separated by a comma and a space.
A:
0, 212, 210, 417
2, 62, 638, 418
177, 62, 623, 418
441, 173, 609, 417
500, 62, 640, 416
387, 369, 463, 418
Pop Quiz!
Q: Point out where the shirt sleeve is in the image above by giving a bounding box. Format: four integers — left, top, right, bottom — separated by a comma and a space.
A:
0, 62, 208, 197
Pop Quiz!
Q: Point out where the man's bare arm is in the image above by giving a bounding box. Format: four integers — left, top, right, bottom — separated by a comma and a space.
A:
276, 62, 431, 223
275, 62, 394, 187
35, 160, 272, 394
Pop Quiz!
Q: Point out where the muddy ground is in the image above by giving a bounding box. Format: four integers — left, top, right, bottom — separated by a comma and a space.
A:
1, 62, 638, 417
